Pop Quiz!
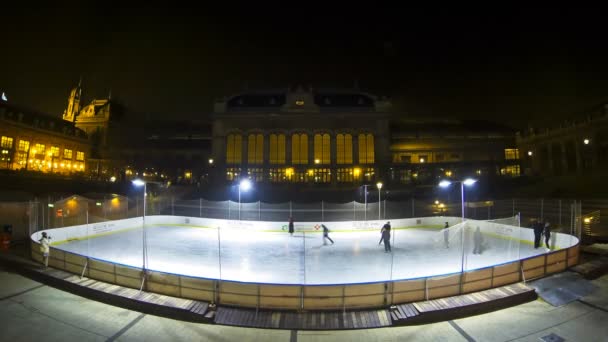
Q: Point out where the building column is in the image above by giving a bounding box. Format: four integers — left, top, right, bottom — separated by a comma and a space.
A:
546, 143, 554, 175
574, 139, 583, 174
286, 133, 292, 165
330, 133, 337, 185
560, 142, 568, 174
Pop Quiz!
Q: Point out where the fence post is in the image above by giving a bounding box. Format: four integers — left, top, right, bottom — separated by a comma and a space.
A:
172, 197, 174, 216
258, 201, 261, 221
290, 201, 292, 218
321, 201, 324, 222
200, 198, 202, 217
353, 201, 356, 221
412, 198, 415, 218
540, 198, 544, 221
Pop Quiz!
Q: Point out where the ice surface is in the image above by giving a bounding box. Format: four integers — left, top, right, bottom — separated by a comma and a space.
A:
56, 224, 549, 285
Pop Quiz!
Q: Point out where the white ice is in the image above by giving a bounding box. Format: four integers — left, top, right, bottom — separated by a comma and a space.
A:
55, 225, 557, 285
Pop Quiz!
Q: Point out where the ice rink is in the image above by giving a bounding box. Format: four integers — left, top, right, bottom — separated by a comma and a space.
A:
51, 222, 568, 285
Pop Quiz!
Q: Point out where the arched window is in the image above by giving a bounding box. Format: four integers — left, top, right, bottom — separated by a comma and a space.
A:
291, 133, 308, 164
314, 133, 330, 164
269, 134, 286, 164
336, 133, 353, 164
226, 134, 242, 164
247, 134, 264, 164
358, 133, 374, 164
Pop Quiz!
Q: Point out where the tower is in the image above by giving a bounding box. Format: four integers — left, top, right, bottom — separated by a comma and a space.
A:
62, 79, 82, 122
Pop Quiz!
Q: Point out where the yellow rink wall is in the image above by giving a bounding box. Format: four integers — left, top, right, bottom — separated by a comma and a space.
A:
30, 240, 579, 311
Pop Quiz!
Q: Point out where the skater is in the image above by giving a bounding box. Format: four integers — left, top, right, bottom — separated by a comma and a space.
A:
381, 221, 391, 252
321, 224, 334, 245
472, 226, 483, 254
532, 219, 543, 249
288, 216, 294, 236
38, 232, 51, 268
543, 221, 552, 250
444, 222, 450, 248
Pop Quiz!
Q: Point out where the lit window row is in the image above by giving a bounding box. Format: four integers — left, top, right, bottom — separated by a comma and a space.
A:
226, 133, 374, 165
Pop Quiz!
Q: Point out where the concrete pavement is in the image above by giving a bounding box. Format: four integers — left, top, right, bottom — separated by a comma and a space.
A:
1, 266, 607, 341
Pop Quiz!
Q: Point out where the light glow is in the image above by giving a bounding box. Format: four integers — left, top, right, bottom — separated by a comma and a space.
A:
239, 179, 252, 191
439, 180, 452, 188
463, 178, 477, 186
132, 179, 145, 186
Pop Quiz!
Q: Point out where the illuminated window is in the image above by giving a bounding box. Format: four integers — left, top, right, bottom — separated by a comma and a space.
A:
269, 134, 286, 164
337, 168, 354, 182
34, 144, 45, 155
247, 168, 264, 182
50, 146, 59, 157
268, 168, 289, 183
225, 167, 241, 181
312, 168, 331, 183
226, 134, 242, 164
247, 134, 264, 164
363, 167, 375, 182
313, 133, 330, 164
16, 152, 27, 166
1, 136, 13, 149
76, 151, 84, 161
500, 165, 520, 177
504, 149, 520, 160
295, 100, 304, 106
18, 140, 29, 152
63, 149, 73, 159
336, 134, 353, 164
291, 133, 308, 164
358, 134, 374, 164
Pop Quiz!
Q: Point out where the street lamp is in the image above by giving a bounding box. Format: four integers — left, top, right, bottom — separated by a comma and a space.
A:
238, 179, 252, 221
439, 178, 477, 277
132, 178, 147, 291
376, 182, 383, 220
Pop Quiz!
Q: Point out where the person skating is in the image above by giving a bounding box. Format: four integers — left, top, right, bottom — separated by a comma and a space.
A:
38, 232, 51, 268
381, 221, 391, 252
444, 222, 450, 248
288, 216, 294, 236
472, 226, 483, 254
543, 221, 552, 251
321, 224, 334, 245
533, 219, 543, 249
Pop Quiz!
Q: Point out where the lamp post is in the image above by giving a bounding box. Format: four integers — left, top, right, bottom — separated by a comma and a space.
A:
361, 184, 370, 221
439, 178, 477, 277
132, 179, 147, 291
376, 182, 383, 220
238, 179, 252, 221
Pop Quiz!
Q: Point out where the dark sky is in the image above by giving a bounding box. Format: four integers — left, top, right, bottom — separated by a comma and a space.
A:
2, 5, 607, 129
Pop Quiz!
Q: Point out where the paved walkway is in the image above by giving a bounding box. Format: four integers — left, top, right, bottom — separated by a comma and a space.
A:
0, 264, 607, 342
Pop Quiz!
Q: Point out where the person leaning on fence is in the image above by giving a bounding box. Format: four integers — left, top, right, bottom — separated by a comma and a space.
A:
321, 224, 334, 245
38, 232, 51, 268
288, 216, 294, 236
543, 221, 552, 251
532, 219, 544, 249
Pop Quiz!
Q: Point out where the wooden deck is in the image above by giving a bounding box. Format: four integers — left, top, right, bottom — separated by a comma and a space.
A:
215, 307, 392, 330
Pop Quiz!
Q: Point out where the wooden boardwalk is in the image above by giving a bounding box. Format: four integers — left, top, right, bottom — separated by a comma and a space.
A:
215, 307, 392, 330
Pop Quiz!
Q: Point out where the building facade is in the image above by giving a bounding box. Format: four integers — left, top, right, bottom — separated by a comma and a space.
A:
210, 86, 519, 188
516, 104, 608, 176
0, 102, 90, 174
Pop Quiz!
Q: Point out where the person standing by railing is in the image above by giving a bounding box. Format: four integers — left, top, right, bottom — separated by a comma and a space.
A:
38, 232, 51, 268
288, 216, 294, 236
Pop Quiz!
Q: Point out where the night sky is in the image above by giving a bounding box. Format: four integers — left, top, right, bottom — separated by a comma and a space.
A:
2, 5, 607, 129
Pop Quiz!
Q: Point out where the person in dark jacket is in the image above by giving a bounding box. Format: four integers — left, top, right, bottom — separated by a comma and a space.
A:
381, 221, 391, 252
288, 217, 294, 236
533, 219, 544, 249
543, 221, 552, 250
321, 224, 334, 245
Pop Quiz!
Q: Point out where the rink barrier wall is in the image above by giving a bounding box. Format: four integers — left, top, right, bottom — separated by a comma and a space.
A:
30, 216, 579, 311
